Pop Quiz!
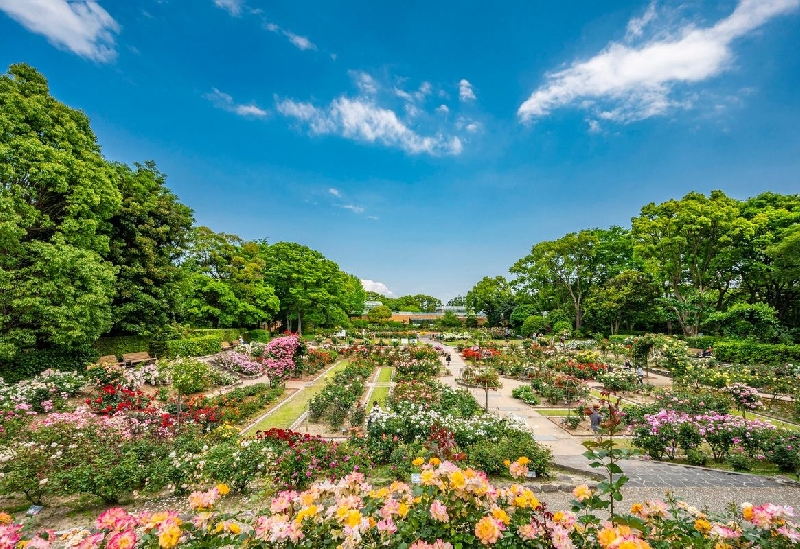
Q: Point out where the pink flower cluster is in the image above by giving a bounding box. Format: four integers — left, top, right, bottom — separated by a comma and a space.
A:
262, 335, 301, 381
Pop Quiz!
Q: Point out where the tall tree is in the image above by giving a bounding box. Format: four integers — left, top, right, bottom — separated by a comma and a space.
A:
0, 64, 119, 357
180, 229, 278, 328
263, 242, 342, 334
106, 161, 194, 335
466, 276, 515, 326
583, 270, 661, 335
631, 190, 749, 335
736, 192, 800, 325
510, 230, 601, 331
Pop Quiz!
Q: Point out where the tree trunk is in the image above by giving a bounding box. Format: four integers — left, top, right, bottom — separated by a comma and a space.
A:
297, 308, 303, 335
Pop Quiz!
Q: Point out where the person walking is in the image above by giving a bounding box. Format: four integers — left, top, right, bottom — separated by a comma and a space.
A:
636, 366, 644, 385
590, 405, 602, 440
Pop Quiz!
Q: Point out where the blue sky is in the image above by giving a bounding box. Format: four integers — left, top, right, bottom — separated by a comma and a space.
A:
1, 0, 799, 302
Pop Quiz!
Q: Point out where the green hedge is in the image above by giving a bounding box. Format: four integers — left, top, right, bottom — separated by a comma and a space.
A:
714, 340, 800, 365
245, 329, 271, 343
159, 335, 224, 359
189, 328, 244, 342
0, 346, 99, 383
94, 336, 150, 358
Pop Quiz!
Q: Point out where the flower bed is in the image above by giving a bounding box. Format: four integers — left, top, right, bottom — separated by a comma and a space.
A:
4, 460, 798, 549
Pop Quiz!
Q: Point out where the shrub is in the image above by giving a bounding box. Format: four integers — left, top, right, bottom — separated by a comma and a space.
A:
161, 335, 224, 359
511, 385, 539, 405
164, 357, 219, 394
686, 448, 708, 466
0, 345, 98, 383
93, 335, 151, 358
466, 434, 551, 477
521, 315, 547, 336
714, 340, 800, 366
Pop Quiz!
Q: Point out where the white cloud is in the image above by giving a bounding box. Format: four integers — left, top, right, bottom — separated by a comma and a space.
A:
265, 21, 317, 51
367, 215, 379, 220
342, 204, 364, 214
214, 0, 242, 16
466, 122, 479, 132
361, 280, 393, 296
588, 120, 602, 133
518, 0, 800, 123
459, 79, 476, 101
206, 88, 268, 117
276, 96, 463, 155
415, 81, 432, 100
436, 104, 450, 114
394, 88, 414, 101
328, 188, 341, 197
626, 0, 656, 39
285, 31, 316, 51
350, 71, 378, 94
0, 0, 119, 62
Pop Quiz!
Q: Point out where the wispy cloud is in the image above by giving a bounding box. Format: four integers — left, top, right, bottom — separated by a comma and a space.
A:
349, 71, 378, 94
265, 21, 317, 51
436, 104, 450, 114
276, 96, 463, 155
459, 79, 476, 101
328, 188, 341, 197
214, 0, 242, 16
342, 204, 364, 214
518, 0, 800, 124
626, 1, 656, 39
206, 88, 268, 117
362, 279, 393, 296
0, 0, 119, 62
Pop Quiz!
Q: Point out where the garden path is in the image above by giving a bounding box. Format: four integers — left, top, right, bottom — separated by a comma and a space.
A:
427, 338, 800, 501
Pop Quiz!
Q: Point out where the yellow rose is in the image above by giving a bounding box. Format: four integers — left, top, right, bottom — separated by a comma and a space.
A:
449, 470, 466, 489
429, 457, 441, 466
412, 457, 425, 466
216, 483, 230, 496
694, 518, 712, 534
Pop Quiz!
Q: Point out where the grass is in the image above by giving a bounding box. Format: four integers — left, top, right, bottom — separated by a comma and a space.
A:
376, 367, 393, 383
536, 408, 576, 417
368, 387, 390, 410
244, 360, 350, 434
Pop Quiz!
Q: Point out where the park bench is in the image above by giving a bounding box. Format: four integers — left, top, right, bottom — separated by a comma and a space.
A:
122, 351, 156, 367
221, 341, 234, 351
97, 355, 120, 366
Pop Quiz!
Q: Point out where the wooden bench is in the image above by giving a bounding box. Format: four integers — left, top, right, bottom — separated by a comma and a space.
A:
97, 355, 120, 366
122, 352, 156, 367
221, 341, 233, 351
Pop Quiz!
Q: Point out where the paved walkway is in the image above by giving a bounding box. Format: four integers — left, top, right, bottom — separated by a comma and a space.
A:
429, 339, 799, 493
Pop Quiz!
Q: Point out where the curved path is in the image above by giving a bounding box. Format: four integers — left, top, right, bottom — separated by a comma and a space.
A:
428, 339, 800, 496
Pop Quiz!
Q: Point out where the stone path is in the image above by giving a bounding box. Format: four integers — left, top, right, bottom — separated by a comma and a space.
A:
428, 338, 800, 494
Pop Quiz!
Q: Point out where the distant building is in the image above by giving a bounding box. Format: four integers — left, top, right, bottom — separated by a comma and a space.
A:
363, 301, 383, 314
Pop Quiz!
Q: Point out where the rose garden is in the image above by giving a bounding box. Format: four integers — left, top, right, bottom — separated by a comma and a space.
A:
2, 328, 800, 548
2, 64, 800, 548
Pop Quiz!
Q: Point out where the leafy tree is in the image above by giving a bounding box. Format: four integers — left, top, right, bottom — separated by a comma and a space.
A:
0, 64, 119, 357
106, 161, 194, 335
438, 311, 463, 329
736, 193, 800, 327
367, 305, 392, 324
446, 295, 466, 307
466, 276, 515, 326
180, 229, 278, 328
705, 302, 788, 343
389, 294, 441, 313
509, 304, 539, 329
263, 242, 344, 334
632, 190, 749, 335
521, 315, 547, 336
583, 270, 660, 335
511, 230, 600, 331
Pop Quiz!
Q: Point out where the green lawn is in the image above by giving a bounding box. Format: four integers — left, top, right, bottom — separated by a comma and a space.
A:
244, 360, 350, 434
376, 367, 393, 383
368, 387, 390, 410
